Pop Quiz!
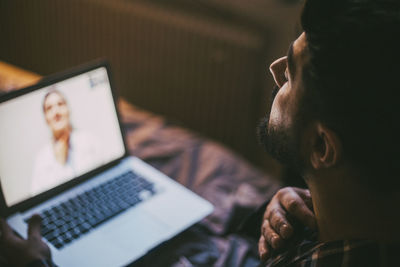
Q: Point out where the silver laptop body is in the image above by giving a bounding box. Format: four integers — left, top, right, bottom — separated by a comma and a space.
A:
0, 61, 213, 267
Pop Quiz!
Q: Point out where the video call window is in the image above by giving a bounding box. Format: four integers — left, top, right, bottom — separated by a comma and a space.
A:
0, 67, 125, 207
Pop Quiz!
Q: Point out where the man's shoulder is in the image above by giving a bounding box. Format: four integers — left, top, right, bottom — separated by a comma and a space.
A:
264, 229, 400, 267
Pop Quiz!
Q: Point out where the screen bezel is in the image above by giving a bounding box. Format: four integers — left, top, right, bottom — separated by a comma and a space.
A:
0, 59, 129, 217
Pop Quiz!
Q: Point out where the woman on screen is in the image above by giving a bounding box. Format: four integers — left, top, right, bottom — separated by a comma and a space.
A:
31, 89, 103, 195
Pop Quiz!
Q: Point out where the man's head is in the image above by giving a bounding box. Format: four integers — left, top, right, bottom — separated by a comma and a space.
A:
42, 89, 71, 138
258, 33, 310, 173
259, 0, 400, 193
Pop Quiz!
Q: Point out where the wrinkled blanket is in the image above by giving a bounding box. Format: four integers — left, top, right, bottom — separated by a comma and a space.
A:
119, 100, 280, 267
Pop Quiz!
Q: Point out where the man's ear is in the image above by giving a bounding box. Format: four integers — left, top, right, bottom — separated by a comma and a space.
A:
310, 123, 342, 170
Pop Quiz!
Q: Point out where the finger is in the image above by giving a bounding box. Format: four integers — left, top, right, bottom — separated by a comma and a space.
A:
261, 219, 283, 250
265, 190, 295, 239
280, 191, 316, 230
258, 235, 269, 262
27, 214, 42, 241
268, 207, 294, 239
293, 188, 313, 210
0, 218, 15, 241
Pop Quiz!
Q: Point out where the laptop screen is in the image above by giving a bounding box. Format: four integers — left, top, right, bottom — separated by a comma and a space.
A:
0, 66, 125, 207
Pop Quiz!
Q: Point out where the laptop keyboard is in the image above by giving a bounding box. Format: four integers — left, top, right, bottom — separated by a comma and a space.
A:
24, 171, 156, 249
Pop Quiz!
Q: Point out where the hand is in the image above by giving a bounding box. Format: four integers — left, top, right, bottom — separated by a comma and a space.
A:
258, 187, 316, 261
0, 214, 51, 267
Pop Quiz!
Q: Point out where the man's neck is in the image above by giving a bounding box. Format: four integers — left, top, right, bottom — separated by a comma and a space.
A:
305, 169, 400, 243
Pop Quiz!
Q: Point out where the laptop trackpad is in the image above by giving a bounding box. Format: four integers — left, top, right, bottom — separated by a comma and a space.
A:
101, 207, 170, 256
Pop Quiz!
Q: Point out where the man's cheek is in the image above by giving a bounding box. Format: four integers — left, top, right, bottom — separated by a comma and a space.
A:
268, 105, 281, 128
269, 95, 290, 129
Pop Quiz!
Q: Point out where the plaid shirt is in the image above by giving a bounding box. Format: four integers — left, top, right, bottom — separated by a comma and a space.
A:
264, 229, 400, 267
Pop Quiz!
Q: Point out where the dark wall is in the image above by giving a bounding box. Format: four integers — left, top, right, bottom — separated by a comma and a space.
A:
0, 0, 302, 177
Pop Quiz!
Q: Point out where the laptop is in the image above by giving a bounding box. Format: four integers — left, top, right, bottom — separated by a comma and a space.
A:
0, 61, 213, 267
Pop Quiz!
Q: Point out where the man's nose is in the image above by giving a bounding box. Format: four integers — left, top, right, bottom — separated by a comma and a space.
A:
269, 56, 287, 88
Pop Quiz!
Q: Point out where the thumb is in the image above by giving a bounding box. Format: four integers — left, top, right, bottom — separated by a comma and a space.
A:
27, 214, 42, 241
0, 217, 15, 241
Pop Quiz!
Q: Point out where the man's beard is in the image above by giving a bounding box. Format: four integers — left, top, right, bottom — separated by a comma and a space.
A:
257, 85, 304, 173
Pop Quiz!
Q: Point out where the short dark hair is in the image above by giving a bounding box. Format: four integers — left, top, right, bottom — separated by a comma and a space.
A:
301, 0, 400, 192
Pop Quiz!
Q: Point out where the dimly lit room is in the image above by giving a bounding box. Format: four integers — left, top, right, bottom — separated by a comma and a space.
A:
2, 0, 399, 266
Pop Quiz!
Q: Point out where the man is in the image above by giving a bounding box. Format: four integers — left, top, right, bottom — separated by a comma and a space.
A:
255, 0, 400, 265
2, 0, 400, 266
